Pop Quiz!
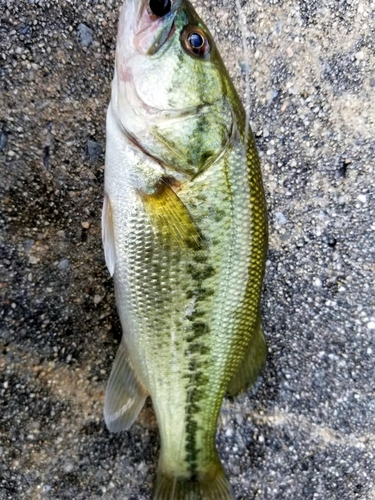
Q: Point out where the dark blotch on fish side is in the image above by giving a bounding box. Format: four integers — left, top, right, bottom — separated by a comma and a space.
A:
187, 264, 215, 282
184, 367, 209, 473
188, 343, 210, 355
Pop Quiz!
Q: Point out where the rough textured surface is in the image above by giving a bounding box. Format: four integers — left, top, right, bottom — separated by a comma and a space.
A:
0, 0, 374, 499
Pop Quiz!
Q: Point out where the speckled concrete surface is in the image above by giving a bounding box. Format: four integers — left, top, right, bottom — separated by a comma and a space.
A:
1, 0, 374, 499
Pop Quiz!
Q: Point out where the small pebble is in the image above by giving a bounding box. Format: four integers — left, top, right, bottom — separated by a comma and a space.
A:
357, 194, 367, 203
313, 278, 322, 288
77, 23, 94, 47
94, 294, 103, 304
87, 139, 102, 162
64, 461, 74, 473
58, 259, 70, 270
275, 212, 287, 225
24, 239, 34, 252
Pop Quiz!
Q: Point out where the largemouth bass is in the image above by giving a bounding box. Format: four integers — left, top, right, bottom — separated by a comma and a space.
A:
102, 0, 268, 498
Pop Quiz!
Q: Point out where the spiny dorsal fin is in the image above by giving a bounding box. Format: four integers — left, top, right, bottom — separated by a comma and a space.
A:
139, 179, 203, 251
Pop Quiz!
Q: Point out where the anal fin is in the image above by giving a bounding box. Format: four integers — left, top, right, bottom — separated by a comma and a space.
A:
104, 340, 148, 432
227, 319, 267, 397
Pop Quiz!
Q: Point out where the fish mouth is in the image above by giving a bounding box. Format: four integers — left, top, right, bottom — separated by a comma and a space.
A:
133, 0, 183, 55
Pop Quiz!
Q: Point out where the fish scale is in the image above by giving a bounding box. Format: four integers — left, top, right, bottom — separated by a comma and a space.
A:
102, 0, 268, 498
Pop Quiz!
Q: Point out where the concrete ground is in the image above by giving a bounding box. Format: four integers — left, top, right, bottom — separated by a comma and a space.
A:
1, 0, 374, 499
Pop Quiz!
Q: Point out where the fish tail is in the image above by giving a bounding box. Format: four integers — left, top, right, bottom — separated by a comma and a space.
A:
153, 456, 234, 500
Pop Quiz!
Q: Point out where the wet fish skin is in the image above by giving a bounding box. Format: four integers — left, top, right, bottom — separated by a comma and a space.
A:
102, 0, 268, 498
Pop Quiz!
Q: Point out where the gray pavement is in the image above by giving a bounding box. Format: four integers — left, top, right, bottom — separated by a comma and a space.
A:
1, 0, 374, 499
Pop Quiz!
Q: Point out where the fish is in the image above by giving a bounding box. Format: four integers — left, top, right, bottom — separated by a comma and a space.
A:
102, 0, 268, 498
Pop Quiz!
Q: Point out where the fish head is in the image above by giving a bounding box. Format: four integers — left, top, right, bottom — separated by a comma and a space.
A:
112, 0, 240, 178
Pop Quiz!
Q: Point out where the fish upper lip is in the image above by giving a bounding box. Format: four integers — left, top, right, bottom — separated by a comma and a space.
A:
134, 0, 182, 54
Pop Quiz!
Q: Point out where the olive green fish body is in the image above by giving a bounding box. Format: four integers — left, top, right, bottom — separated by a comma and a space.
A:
103, 0, 268, 497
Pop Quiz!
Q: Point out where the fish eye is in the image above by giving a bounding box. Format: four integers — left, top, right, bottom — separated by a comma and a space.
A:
181, 26, 211, 58
149, 0, 171, 17
188, 32, 204, 49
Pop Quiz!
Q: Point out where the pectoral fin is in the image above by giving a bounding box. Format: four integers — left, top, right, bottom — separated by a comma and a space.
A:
104, 340, 148, 432
140, 180, 203, 251
227, 319, 267, 397
102, 193, 116, 276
